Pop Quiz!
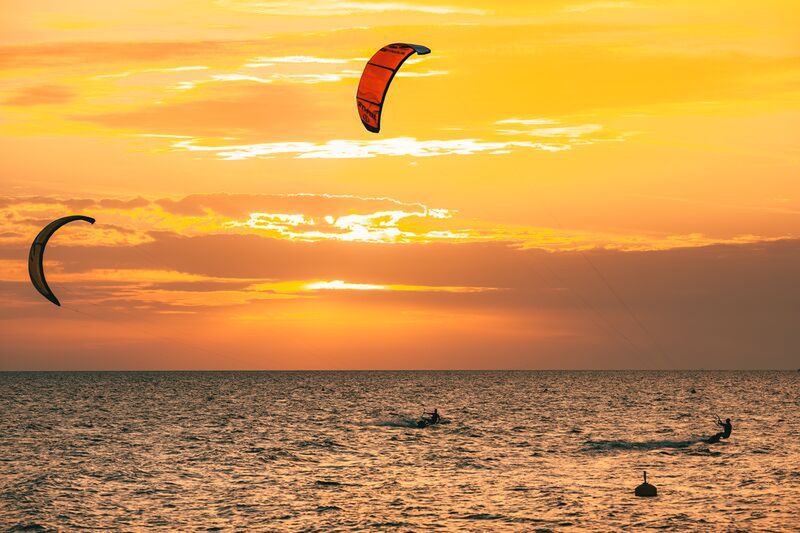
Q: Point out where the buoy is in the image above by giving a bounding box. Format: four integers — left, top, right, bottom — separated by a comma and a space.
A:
635, 471, 657, 497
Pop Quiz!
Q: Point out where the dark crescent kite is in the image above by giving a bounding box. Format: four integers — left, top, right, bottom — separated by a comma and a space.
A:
356, 43, 431, 133
28, 215, 95, 306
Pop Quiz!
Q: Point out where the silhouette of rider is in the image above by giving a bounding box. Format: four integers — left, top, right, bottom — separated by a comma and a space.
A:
426, 409, 440, 424
716, 416, 732, 439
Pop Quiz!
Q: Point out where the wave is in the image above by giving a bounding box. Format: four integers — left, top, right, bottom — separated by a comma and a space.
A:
8, 524, 48, 532
371, 417, 451, 428
583, 438, 706, 451
316, 505, 342, 513
315, 480, 342, 486
372, 417, 422, 428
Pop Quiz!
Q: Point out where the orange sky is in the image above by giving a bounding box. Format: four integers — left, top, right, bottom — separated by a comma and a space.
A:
1, 0, 799, 369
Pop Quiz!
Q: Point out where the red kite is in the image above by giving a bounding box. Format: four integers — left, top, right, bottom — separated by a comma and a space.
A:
356, 43, 431, 133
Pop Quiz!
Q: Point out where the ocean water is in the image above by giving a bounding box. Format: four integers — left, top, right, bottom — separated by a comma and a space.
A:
0, 371, 798, 531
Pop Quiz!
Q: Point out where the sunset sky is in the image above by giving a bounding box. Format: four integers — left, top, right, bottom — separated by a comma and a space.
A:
1, 0, 799, 369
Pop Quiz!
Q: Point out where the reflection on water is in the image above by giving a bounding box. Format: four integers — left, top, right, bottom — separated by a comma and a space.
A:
1, 371, 798, 530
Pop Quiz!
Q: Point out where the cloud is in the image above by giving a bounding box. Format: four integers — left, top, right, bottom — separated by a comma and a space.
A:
563, 1, 633, 13
226, 205, 464, 243
218, 0, 487, 16
4, 202, 800, 369
93, 66, 210, 79
165, 53, 443, 89
495, 118, 558, 126
0, 41, 251, 70
0, 194, 469, 252
4, 231, 800, 368
176, 73, 274, 90
171, 136, 570, 160
75, 83, 325, 139
305, 279, 385, 290
494, 118, 610, 142
302, 279, 494, 292
395, 70, 448, 78
1, 194, 791, 254
497, 124, 603, 138
2, 85, 73, 106
122, 117, 609, 161
244, 56, 355, 66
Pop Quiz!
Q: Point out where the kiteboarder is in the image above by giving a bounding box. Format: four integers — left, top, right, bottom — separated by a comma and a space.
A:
418, 408, 441, 427
705, 416, 732, 444
715, 416, 732, 439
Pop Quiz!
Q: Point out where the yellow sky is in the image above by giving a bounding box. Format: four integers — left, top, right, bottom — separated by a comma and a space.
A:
1, 0, 799, 369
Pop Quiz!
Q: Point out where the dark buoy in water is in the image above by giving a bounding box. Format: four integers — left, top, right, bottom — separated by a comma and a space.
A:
690, 388, 696, 394
635, 471, 657, 497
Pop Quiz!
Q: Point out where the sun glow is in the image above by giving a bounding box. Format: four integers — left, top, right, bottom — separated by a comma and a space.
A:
305, 280, 385, 290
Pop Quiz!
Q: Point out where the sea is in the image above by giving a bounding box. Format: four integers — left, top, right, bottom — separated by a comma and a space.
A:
0, 371, 798, 531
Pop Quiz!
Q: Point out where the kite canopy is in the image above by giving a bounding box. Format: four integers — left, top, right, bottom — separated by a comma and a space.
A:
28, 215, 95, 306
356, 43, 431, 133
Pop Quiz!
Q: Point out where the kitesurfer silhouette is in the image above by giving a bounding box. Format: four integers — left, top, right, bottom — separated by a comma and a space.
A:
716, 416, 732, 438
419, 408, 440, 427
706, 416, 732, 444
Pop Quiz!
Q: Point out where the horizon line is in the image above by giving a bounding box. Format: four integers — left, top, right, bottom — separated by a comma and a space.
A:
1, 368, 796, 373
